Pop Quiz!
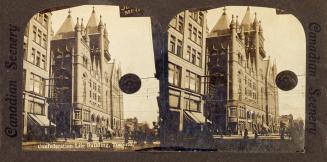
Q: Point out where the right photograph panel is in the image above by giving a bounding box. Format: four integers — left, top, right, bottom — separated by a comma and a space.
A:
164, 6, 305, 152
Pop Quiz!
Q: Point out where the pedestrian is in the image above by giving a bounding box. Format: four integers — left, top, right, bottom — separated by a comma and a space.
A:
99, 133, 103, 142
244, 128, 248, 139
124, 131, 129, 144
88, 131, 93, 142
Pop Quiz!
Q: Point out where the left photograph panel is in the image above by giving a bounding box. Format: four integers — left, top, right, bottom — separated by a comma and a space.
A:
22, 5, 160, 151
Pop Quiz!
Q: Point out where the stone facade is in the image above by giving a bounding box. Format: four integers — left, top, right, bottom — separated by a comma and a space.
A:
205, 7, 279, 135
165, 10, 208, 140
23, 12, 53, 140
49, 8, 124, 138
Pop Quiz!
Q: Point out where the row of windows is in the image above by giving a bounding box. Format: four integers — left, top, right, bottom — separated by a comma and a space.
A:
168, 63, 181, 87
26, 73, 46, 96
245, 88, 257, 100
188, 23, 203, 46
169, 34, 203, 68
27, 101, 45, 115
168, 63, 202, 93
32, 25, 48, 49
169, 90, 201, 112
185, 46, 202, 67
244, 77, 257, 90
189, 11, 204, 26
74, 110, 91, 122
28, 48, 47, 70
170, 15, 184, 34
184, 93, 201, 112
34, 13, 50, 28
185, 70, 201, 93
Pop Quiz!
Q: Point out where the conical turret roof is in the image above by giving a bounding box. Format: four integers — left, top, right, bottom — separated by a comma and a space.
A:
209, 7, 230, 37
86, 7, 99, 34
53, 9, 75, 39
241, 7, 253, 31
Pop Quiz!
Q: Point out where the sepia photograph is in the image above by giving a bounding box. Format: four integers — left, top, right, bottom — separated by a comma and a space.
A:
164, 6, 305, 152
22, 5, 160, 151
21, 4, 305, 152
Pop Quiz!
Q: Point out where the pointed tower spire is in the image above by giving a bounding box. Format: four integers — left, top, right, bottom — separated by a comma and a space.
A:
104, 23, 108, 37
236, 15, 239, 28
86, 7, 98, 34
99, 15, 103, 26
230, 15, 236, 29
240, 26, 245, 40
75, 17, 81, 31
253, 12, 259, 25
241, 6, 253, 31
81, 18, 85, 30
259, 20, 263, 33
68, 8, 72, 17
85, 26, 90, 43
53, 9, 75, 39
209, 6, 230, 36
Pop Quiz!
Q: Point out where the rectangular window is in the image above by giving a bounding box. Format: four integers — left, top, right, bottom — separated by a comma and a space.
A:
191, 49, 196, 64
30, 73, 45, 96
184, 94, 201, 112
185, 71, 190, 89
75, 111, 81, 120
36, 51, 41, 67
199, 12, 204, 25
169, 35, 176, 53
32, 26, 37, 41
43, 14, 48, 27
198, 31, 202, 45
188, 24, 192, 39
169, 94, 180, 108
168, 63, 181, 87
41, 54, 46, 69
190, 72, 196, 91
23, 69, 26, 90
42, 33, 47, 48
185, 70, 201, 93
176, 40, 183, 57
30, 48, 35, 63
23, 42, 27, 60
184, 46, 191, 61
37, 30, 42, 44
177, 16, 184, 33
196, 52, 202, 67
192, 27, 197, 42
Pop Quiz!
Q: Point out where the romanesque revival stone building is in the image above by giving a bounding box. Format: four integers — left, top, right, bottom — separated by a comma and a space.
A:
49, 8, 124, 138
205, 7, 279, 135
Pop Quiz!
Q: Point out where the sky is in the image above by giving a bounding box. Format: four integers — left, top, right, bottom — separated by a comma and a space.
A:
206, 6, 306, 119
51, 5, 159, 126
49, 5, 305, 123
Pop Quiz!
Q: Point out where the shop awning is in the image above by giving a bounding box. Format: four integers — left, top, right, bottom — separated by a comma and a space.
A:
184, 111, 211, 124
29, 114, 56, 127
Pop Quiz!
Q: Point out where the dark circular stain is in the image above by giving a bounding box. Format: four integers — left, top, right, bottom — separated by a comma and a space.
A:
275, 70, 298, 91
119, 73, 141, 94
